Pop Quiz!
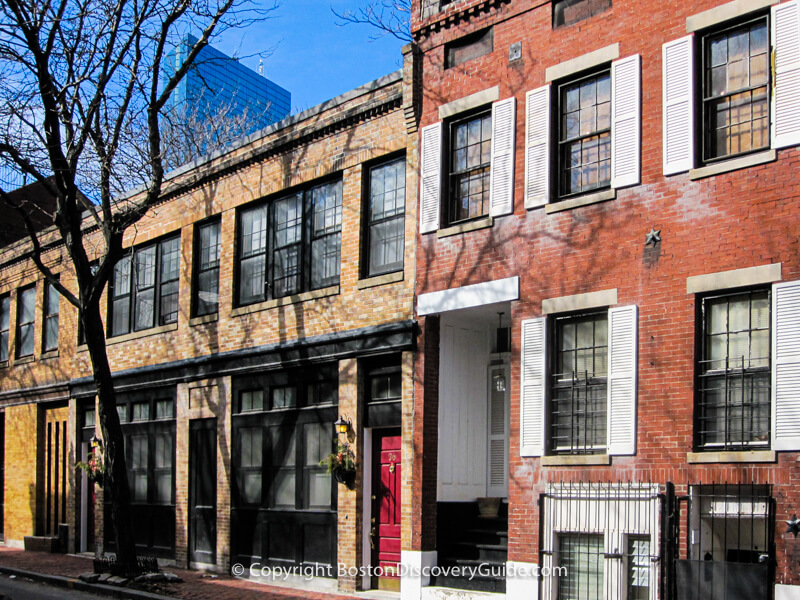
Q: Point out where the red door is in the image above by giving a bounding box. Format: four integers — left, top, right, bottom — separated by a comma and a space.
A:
371, 430, 401, 591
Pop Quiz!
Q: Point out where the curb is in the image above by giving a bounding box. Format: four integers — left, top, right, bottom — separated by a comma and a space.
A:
0, 564, 170, 600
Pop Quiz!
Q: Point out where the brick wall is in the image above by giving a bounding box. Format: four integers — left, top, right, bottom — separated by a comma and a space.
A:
411, 0, 800, 585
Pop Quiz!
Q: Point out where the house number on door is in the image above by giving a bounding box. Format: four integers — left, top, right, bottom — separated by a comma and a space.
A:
388, 453, 397, 472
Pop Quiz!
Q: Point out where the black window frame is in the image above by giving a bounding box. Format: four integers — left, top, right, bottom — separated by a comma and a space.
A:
16, 285, 36, 358
699, 13, 771, 166
695, 288, 771, 451
43, 278, 60, 352
232, 365, 338, 511
0, 293, 10, 363
549, 310, 608, 455
444, 107, 492, 227
235, 178, 343, 307
192, 218, 222, 318
363, 154, 407, 278
555, 67, 612, 201
109, 234, 181, 337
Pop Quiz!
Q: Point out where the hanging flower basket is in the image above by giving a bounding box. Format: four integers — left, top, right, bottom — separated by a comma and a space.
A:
77, 452, 105, 488
320, 442, 356, 490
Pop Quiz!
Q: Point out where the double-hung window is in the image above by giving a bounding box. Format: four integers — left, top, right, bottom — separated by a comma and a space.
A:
0, 294, 9, 362
110, 235, 180, 337
16, 286, 35, 358
524, 47, 640, 208
365, 157, 406, 277
696, 290, 770, 450
193, 220, 221, 317
520, 303, 638, 457
557, 70, 612, 199
43, 279, 59, 352
419, 94, 516, 233
663, 1, 800, 175
237, 179, 342, 306
551, 312, 608, 454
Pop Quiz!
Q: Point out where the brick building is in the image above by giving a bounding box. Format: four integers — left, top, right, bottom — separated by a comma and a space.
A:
0, 55, 418, 593
406, 1, 800, 600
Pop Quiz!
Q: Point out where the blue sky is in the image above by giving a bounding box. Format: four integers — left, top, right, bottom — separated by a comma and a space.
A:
214, 1, 407, 114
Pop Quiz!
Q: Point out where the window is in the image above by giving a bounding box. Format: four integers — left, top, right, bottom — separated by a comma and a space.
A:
365, 157, 406, 277
701, 16, 769, 163
663, 3, 800, 175
448, 110, 492, 224
237, 179, 342, 306
43, 280, 59, 352
110, 235, 180, 337
445, 28, 493, 69
524, 51, 640, 209
696, 290, 770, 450
553, 0, 611, 28
0, 294, 9, 362
551, 312, 608, 454
557, 70, 611, 198
626, 536, 651, 600
558, 533, 603, 600
520, 304, 637, 458
16, 286, 35, 358
193, 220, 221, 317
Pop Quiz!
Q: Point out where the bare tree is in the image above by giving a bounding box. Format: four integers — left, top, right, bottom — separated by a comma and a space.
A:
332, 0, 412, 43
0, 0, 276, 568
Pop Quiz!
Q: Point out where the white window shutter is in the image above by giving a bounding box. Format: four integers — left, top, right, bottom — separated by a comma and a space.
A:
662, 36, 694, 175
420, 122, 442, 234
607, 305, 638, 456
521, 317, 546, 457
489, 97, 516, 217
772, 0, 800, 149
611, 55, 641, 189
771, 281, 800, 451
524, 85, 551, 209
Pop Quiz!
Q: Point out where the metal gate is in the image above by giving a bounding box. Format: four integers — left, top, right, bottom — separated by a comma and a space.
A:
667, 482, 775, 600
539, 481, 665, 600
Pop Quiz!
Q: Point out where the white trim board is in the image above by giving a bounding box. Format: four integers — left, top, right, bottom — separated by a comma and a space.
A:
417, 277, 520, 316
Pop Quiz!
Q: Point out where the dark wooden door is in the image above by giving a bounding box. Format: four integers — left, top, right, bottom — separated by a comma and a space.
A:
371, 429, 401, 591
189, 419, 217, 565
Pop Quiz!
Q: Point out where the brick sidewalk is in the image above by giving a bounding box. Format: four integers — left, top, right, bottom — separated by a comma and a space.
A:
0, 547, 359, 600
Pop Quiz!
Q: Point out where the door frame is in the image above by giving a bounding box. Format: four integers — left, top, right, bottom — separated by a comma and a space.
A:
189, 418, 217, 566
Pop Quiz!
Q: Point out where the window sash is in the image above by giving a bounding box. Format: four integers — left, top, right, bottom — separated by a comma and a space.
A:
237, 181, 342, 307
558, 533, 604, 600
194, 220, 221, 317
43, 281, 59, 352
367, 158, 406, 277
698, 290, 771, 449
558, 70, 612, 199
701, 16, 771, 163
16, 286, 36, 357
0, 295, 10, 362
448, 111, 492, 224
110, 236, 180, 337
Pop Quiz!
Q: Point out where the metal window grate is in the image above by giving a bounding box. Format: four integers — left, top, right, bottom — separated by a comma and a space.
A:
697, 290, 770, 450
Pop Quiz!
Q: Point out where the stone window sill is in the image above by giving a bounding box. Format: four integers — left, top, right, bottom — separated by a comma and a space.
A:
107, 322, 179, 346
14, 355, 35, 366
40, 350, 59, 361
689, 149, 776, 180
0, 360, 8, 369
357, 271, 404, 290
231, 285, 340, 317
541, 454, 611, 466
437, 216, 493, 239
687, 450, 775, 464
546, 189, 616, 214
189, 313, 219, 327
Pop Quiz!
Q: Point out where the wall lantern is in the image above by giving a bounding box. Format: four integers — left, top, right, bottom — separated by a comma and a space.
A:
90, 434, 103, 450
334, 415, 351, 435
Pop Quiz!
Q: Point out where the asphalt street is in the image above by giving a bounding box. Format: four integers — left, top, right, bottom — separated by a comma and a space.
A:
0, 574, 111, 600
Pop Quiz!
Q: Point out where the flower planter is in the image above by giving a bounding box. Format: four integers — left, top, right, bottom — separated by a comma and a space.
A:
333, 467, 356, 490
477, 497, 502, 519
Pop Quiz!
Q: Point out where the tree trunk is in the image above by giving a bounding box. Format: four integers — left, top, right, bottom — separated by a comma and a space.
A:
82, 301, 138, 567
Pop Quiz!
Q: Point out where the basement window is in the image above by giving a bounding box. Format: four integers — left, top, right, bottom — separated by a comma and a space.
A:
553, 0, 611, 28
